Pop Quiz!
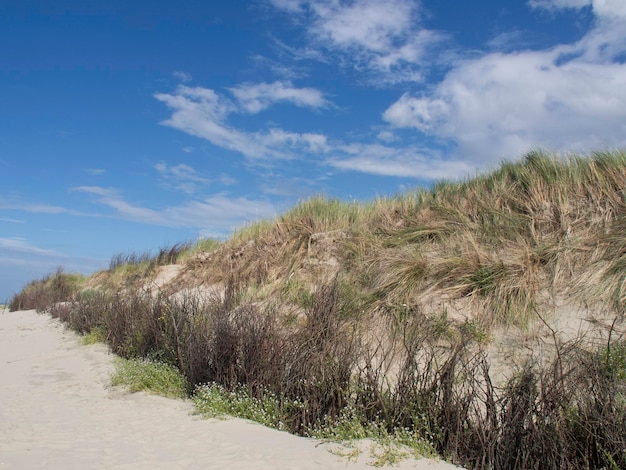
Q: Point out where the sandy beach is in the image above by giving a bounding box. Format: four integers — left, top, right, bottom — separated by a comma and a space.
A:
0, 309, 460, 469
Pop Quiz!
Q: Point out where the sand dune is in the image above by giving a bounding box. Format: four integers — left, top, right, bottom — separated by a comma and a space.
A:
0, 309, 460, 469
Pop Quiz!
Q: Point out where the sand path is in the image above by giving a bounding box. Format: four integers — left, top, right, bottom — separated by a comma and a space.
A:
0, 309, 460, 469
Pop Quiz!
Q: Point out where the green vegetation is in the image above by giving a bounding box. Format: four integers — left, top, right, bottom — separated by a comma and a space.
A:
81, 327, 106, 345
183, 150, 626, 328
8, 268, 84, 312
310, 403, 438, 465
10, 151, 626, 469
194, 383, 285, 429
111, 357, 188, 399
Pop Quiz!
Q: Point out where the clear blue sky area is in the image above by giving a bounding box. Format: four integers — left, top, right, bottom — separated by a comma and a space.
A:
1, 0, 624, 300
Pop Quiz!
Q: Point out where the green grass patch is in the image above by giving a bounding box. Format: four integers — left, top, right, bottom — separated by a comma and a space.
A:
193, 383, 437, 466
310, 404, 437, 466
111, 357, 188, 399
81, 327, 106, 345
603, 339, 626, 381
193, 383, 287, 430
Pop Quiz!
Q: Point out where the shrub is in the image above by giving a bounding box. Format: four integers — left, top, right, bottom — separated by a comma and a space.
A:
9, 268, 83, 312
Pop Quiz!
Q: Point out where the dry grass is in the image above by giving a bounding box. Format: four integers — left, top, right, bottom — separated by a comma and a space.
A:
166, 150, 626, 329
9, 268, 84, 312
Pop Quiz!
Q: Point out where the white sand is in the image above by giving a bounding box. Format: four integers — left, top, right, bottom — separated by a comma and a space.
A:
0, 309, 461, 470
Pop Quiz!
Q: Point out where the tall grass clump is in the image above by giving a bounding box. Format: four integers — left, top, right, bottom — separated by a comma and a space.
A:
102, 242, 193, 290
9, 268, 83, 312
364, 151, 626, 326
111, 357, 188, 398
179, 237, 221, 260
109, 242, 192, 271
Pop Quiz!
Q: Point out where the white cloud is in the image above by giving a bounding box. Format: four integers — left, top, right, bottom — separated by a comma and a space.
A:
0, 242, 106, 301
268, 0, 304, 12
528, 0, 591, 10
164, 196, 276, 229
260, 175, 320, 197
85, 168, 106, 175
73, 186, 164, 224
594, 0, 626, 18
250, 55, 307, 80
0, 238, 60, 256
269, 0, 446, 83
529, 0, 626, 18
155, 84, 473, 181
155, 85, 330, 160
376, 130, 396, 142
228, 80, 331, 113
309, 0, 415, 52
155, 86, 274, 159
0, 199, 86, 216
155, 162, 212, 194
73, 186, 276, 232
173, 71, 193, 82
383, 93, 449, 133
329, 143, 474, 179
272, 37, 329, 63
218, 174, 237, 186
383, 10, 626, 164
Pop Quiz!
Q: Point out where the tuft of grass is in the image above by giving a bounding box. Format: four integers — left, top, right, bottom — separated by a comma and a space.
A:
104, 242, 193, 289
181, 237, 222, 260
9, 268, 84, 312
603, 339, 626, 381
111, 357, 188, 399
193, 382, 286, 429
310, 403, 437, 466
82, 327, 106, 345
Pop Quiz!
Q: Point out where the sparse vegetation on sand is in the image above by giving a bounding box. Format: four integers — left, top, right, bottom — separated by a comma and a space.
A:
111, 357, 188, 399
8, 268, 84, 313
10, 151, 626, 469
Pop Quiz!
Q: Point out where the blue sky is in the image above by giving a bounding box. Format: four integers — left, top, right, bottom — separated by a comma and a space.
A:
1, 0, 625, 301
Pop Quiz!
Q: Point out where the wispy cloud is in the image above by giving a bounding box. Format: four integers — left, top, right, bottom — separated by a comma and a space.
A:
0, 237, 60, 256
173, 71, 193, 82
268, 0, 304, 13
0, 238, 106, 291
72, 186, 163, 223
0, 217, 23, 223
259, 174, 321, 197
529, 0, 626, 21
328, 143, 474, 179
155, 85, 329, 160
269, 0, 448, 84
0, 199, 87, 216
228, 80, 332, 113
85, 168, 106, 175
155, 83, 469, 180
528, 0, 591, 10
73, 186, 276, 233
382, 4, 626, 164
250, 55, 308, 80
155, 161, 212, 194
